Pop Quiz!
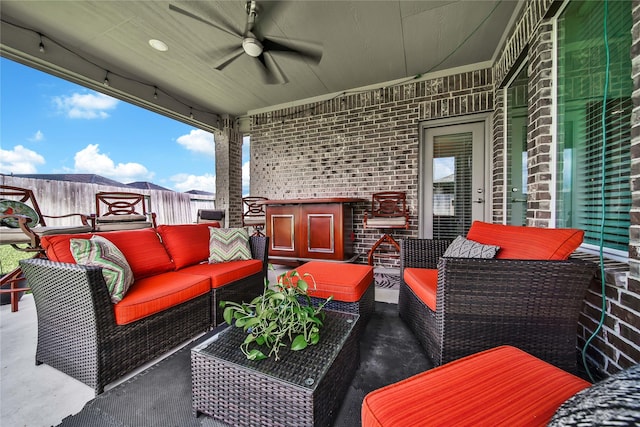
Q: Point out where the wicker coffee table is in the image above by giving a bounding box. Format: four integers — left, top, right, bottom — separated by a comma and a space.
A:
191, 311, 359, 427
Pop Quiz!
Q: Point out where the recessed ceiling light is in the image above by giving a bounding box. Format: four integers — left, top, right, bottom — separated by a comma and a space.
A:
149, 39, 168, 52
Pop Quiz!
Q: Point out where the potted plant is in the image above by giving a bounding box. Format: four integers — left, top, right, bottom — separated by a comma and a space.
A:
219, 269, 333, 361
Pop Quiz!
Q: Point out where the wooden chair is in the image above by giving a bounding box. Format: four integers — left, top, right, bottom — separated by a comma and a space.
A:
363, 191, 409, 265
242, 196, 268, 236
0, 185, 92, 311
93, 192, 157, 231
0, 185, 92, 251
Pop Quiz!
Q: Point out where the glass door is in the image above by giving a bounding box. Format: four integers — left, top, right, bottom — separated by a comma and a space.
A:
505, 64, 528, 225
422, 122, 486, 239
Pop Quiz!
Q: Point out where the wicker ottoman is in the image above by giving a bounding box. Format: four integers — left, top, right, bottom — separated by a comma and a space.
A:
361, 346, 591, 426
192, 311, 359, 427
289, 261, 375, 334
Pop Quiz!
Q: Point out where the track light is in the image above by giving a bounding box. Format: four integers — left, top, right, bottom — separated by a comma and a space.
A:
153, 87, 158, 100
38, 34, 45, 53
189, 108, 194, 119
103, 71, 110, 87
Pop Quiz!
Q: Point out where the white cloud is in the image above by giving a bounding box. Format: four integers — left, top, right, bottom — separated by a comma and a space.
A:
242, 160, 250, 195
73, 144, 154, 183
0, 145, 45, 174
176, 129, 215, 158
53, 92, 118, 119
29, 130, 44, 142
170, 173, 216, 193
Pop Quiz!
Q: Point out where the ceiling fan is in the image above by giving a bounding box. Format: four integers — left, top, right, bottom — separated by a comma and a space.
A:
169, 1, 323, 84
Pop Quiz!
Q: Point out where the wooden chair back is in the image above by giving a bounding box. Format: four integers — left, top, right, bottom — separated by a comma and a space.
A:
242, 197, 268, 225
95, 191, 150, 218
370, 191, 408, 220
0, 185, 47, 226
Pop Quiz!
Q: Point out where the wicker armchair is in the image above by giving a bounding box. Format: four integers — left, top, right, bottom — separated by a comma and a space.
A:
399, 238, 598, 374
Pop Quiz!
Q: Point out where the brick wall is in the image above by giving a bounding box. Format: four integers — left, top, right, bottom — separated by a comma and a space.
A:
492, 0, 640, 378
250, 70, 493, 266
215, 115, 243, 227
248, 0, 640, 377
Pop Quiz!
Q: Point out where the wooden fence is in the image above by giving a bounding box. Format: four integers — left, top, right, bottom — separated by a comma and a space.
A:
0, 175, 216, 226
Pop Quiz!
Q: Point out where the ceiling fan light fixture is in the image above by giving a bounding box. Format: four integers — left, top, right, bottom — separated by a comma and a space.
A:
149, 39, 169, 52
242, 38, 263, 57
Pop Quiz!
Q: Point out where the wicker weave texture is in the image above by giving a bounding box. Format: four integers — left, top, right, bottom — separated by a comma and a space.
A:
191, 312, 359, 426
398, 238, 598, 373
307, 281, 375, 338
19, 235, 269, 395
20, 258, 211, 394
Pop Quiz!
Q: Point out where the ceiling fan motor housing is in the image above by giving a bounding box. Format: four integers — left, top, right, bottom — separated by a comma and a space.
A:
242, 37, 263, 57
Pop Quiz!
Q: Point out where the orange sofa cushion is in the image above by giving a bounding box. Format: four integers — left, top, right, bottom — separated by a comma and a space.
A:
41, 228, 174, 280
361, 345, 591, 427
287, 261, 374, 302
157, 223, 220, 269
179, 260, 263, 289
403, 268, 438, 311
466, 221, 584, 260
114, 272, 211, 325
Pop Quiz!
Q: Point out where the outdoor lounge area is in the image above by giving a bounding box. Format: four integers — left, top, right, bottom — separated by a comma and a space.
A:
2, 0, 640, 425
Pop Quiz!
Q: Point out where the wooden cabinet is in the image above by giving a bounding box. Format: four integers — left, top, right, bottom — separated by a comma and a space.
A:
262, 198, 364, 262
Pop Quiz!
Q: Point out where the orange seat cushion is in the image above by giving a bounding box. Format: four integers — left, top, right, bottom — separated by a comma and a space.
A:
41, 228, 174, 279
179, 260, 263, 289
361, 345, 591, 427
288, 261, 373, 302
157, 223, 220, 269
403, 268, 438, 311
114, 272, 211, 325
466, 221, 584, 260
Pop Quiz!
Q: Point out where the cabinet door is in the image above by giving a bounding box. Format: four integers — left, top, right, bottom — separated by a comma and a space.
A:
299, 204, 342, 260
266, 205, 298, 257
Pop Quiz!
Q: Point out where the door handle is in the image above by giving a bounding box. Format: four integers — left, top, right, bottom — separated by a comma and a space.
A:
473, 198, 484, 204
511, 198, 527, 203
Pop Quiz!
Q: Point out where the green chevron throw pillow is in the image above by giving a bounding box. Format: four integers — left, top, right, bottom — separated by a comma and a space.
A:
70, 235, 134, 303
208, 227, 252, 263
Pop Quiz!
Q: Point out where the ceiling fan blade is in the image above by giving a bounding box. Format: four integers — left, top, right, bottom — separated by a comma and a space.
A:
214, 47, 246, 71
262, 37, 323, 64
261, 52, 289, 84
169, 4, 242, 39
256, 53, 288, 85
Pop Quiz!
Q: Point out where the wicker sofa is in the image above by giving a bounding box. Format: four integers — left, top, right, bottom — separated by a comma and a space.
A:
399, 221, 598, 373
19, 223, 268, 394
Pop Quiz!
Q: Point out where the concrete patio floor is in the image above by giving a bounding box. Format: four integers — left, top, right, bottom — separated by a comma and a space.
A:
0, 265, 398, 427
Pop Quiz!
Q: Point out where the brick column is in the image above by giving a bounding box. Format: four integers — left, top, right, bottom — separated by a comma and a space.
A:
526, 21, 554, 227
215, 114, 243, 227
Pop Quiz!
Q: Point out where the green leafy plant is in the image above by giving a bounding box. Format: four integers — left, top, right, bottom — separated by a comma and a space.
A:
219, 268, 333, 361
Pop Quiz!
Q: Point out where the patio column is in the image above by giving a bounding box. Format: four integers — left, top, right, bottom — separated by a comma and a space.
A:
215, 114, 243, 227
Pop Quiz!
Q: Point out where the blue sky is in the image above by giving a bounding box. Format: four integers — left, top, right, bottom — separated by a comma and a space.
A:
0, 57, 250, 194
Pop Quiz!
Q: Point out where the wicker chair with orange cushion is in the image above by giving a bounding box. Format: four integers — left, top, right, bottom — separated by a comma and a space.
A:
399, 221, 598, 373
362, 345, 592, 427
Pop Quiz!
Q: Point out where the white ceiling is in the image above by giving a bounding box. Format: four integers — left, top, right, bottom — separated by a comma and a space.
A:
0, 1, 519, 131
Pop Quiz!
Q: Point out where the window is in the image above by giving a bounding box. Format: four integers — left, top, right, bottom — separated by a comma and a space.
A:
555, 0, 632, 256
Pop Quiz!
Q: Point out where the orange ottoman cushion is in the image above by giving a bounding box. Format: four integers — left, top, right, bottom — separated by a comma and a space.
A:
361, 345, 591, 427
291, 261, 373, 302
